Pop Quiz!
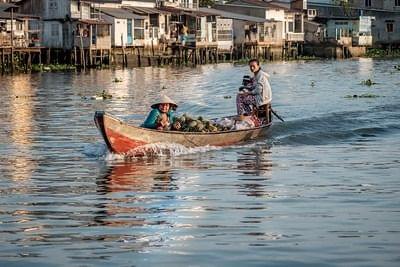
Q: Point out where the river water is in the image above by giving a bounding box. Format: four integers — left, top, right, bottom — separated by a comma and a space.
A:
0, 59, 399, 266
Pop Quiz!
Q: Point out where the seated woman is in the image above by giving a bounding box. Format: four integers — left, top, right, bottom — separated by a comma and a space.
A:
237, 75, 256, 116
142, 95, 181, 131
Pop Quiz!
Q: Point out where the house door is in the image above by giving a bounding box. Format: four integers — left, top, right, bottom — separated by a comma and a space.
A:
127, 19, 133, 45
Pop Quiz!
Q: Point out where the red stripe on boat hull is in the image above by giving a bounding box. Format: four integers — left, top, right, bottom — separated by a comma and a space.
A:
105, 127, 147, 154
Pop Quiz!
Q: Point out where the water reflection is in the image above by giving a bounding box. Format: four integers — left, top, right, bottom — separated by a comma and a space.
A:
7, 75, 37, 182
236, 144, 273, 177
236, 144, 274, 198
93, 160, 178, 228
357, 57, 374, 77
97, 160, 177, 193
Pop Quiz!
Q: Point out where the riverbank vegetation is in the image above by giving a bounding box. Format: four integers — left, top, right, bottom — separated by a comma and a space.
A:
31, 64, 76, 72
364, 48, 400, 58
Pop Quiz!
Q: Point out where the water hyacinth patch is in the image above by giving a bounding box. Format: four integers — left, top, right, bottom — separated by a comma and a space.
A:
344, 93, 382, 98
360, 79, 376, 86
113, 77, 123, 82
31, 64, 76, 72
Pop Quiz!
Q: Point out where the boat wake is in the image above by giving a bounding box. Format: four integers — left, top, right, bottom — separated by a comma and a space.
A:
84, 142, 223, 161
270, 104, 400, 146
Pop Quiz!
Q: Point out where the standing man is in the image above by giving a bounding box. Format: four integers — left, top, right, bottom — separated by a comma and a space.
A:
248, 58, 272, 122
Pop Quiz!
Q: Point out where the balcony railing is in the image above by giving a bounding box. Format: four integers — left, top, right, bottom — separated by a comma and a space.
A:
353, 36, 372, 46
286, 32, 304, 42
74, 35, 111, 49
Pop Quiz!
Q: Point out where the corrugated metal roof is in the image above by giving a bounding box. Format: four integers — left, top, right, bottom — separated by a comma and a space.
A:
199, 7, 268, 23
123, 6, 169, 15
0, 10, 39, 20
77, 19, 112, 25
82, 0, 122, 3
159, 6, 215, 17
224, 0, 289, 10
0, 3, 17, 12
99, 7, 146, 19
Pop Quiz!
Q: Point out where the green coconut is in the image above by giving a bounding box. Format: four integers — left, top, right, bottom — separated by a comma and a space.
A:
188, 120, 197, 128
195, 122, 205, 131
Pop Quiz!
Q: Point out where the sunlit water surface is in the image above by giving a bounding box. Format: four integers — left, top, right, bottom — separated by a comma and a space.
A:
1, 58, 399, 266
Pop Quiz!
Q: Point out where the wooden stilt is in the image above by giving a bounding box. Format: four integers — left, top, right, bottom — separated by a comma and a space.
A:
89, 48, 92, 66
137, 47, 141, 67
27, 52, 31, 71
74, 47, 77, 65
1, 48, 4, 74
47, 48, 51, 65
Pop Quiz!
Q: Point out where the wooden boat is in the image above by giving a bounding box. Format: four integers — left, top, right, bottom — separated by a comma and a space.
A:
94, 111, 272, 154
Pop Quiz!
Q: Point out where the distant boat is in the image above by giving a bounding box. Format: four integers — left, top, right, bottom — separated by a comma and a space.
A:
94, 111, 272, 155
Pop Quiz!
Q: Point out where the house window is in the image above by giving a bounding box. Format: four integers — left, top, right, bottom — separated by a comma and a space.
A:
386, 22, 394, 32
51, 24, 59, 36
396, 0, 400, 6
16, 22, 22, 31
49, 0, 57, 10
365, 0, 371, 7
308, 9, 316, 17
150, 15, 158, 27
218, 29, 233, 41
288, 21, 294, 32
134, 19, 145, 40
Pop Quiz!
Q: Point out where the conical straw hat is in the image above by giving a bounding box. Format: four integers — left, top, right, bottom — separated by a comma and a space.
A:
151, 94, 178, 109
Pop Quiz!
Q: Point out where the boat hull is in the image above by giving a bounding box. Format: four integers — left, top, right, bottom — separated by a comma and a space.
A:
94, 111, 271, 154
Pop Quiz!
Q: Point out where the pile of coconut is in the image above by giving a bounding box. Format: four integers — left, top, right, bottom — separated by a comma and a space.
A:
172, 114, 231, 132
171, 114, 258, 132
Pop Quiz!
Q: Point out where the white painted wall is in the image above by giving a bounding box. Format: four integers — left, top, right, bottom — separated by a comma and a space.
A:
121, 1, 156, 8
217, 18, 233, 50
115, 18, 128, 46
71, 0, 91, 19
265, 9, 285, 21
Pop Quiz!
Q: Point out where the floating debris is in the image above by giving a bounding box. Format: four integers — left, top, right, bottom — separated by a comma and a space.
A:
223, 95, 232, 99
81, 90, 113, 100
345, 93, 381, 98
310, 80, 315, 87
98, 90, 113, 99
394, 65, 400, 71
360, 79, 376, 86
113, 77, 123, 82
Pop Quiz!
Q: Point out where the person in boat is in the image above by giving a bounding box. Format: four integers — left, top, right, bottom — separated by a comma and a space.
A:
236, 59, 272, 123
142, 95, 181, 130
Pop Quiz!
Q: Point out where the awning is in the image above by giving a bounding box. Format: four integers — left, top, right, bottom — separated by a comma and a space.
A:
123, 6, 169, 15
99, 7, 146, 19
77, 19, 112, 25
0, 11, 40, 20
0, 3, 17, 12
82, 0, 122, 3
199, 7, 268, 23
159, 6, 215, 17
